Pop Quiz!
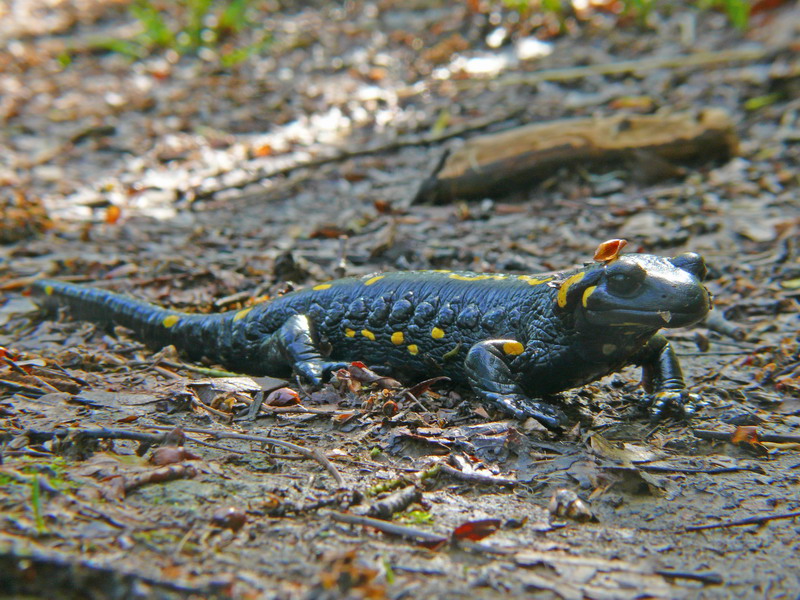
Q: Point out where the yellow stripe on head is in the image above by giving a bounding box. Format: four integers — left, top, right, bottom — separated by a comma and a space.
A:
313, 283, 332, 291
364, 275, 384, 286
44, 285, 54, 296
557, 272, 585, 308
162, 315, 180, 328
581, 285, 597, 308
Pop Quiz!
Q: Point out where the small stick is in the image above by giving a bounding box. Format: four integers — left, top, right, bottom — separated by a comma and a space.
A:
328, 510, 448, 544
437, 463, 518, 487
638, 464, 764, 475
146, 424, 343, 486
694, 429, 800, 444
655, 569, 723, 585
469, 48, 771, 89
684, 510, 800, 532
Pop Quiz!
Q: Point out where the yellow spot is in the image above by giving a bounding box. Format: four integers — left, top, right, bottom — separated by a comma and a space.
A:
557, 272, 586, 308
44, 285, 54, 296
313, 283, 332, 291
582, 285, 597, 308
364, 275, 384, 286
345, 328, 356, 338
233, 307, 253, 321
431, 327, 445, 339
391, 331, 404, 345
162, 315, 180, 328
407, 344, 419, 355
602, 344, 617, 355
362, 329, 376, 341
519, 275, 553, 286
503, 341, 525, 356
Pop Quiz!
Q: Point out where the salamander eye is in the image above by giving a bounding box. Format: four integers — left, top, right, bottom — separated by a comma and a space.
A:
605, 262, 646, 297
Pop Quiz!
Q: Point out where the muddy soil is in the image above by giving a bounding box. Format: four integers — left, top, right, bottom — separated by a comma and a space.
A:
1, 1, 799, 599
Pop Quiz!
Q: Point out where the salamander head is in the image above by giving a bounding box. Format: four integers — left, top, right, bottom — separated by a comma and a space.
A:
561, 251, 711, 330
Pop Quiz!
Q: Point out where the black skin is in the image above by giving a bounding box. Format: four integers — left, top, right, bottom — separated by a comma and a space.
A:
32, 250, 711, 430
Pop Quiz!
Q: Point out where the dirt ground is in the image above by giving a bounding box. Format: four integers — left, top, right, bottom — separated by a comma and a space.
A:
1, 1, 799, 599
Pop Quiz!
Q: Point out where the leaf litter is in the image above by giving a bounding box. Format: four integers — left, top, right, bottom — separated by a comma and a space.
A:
1, 0, 800, 599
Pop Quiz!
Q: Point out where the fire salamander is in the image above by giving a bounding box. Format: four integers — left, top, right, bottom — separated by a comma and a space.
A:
32, 240, 710, 430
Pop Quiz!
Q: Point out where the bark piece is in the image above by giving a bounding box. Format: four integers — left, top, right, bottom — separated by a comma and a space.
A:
414, 109, 738, 203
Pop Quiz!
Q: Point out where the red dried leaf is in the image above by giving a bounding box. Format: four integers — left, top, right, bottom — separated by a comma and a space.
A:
211, 506, 248, 531
253, 143, 273, 157
333, 412, 357, 424
731, 426, 760, 445
309, 225, 347, 239
405, 376, 450, 398
265, 387, 301, 407
382, 400, 399, 416
149, 446, 201, 466
417, 537, 449, 551
593, 239, 628, 262
105, 205, 122, 225
750, 0, 793, 15
348, 363, 403, 389
452, 518, 501, 541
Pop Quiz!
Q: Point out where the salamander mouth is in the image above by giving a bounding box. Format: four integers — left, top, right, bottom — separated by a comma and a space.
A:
585, 307, 707, 328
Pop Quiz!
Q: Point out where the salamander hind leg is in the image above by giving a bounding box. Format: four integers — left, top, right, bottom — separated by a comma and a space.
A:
464, 340, 568, 431
260, 315, 347, 385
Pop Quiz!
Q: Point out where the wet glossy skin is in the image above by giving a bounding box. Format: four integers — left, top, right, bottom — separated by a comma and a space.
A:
33, 249, 710, 430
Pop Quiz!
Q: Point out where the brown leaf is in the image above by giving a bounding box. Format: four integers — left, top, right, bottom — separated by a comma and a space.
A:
264, 387, 300, 407
405, 376, 449, 398
731, 426, 760, 445
149, 446, 201, 466
211, 506, 248, 531
105, 205, 122, 225
348, 363, 403, 390
309, 225, 347, 239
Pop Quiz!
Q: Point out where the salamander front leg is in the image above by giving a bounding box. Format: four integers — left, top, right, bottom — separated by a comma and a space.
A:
260, 315, 347, 386
464, 340, 568, 430
635, 334, 702, 419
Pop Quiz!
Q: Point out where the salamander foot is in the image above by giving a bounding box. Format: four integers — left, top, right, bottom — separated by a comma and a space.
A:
483, 392, 568, 431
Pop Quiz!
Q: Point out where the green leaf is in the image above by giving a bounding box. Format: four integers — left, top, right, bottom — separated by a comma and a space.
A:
131, 1, 175, 49
219, 0, 252, 35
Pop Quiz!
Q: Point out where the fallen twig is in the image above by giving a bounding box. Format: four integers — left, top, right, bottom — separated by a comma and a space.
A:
437, 463, 519, 487
684, 510, 800, 532
328, 510, 448, 545
694, 429, 800, 445
467, 48, 771, 89
146, 424, 343, 486
21, 427, 184, 456
654, 569, 723, 585
187, 109, 524, 201
637, 464, 764, 475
